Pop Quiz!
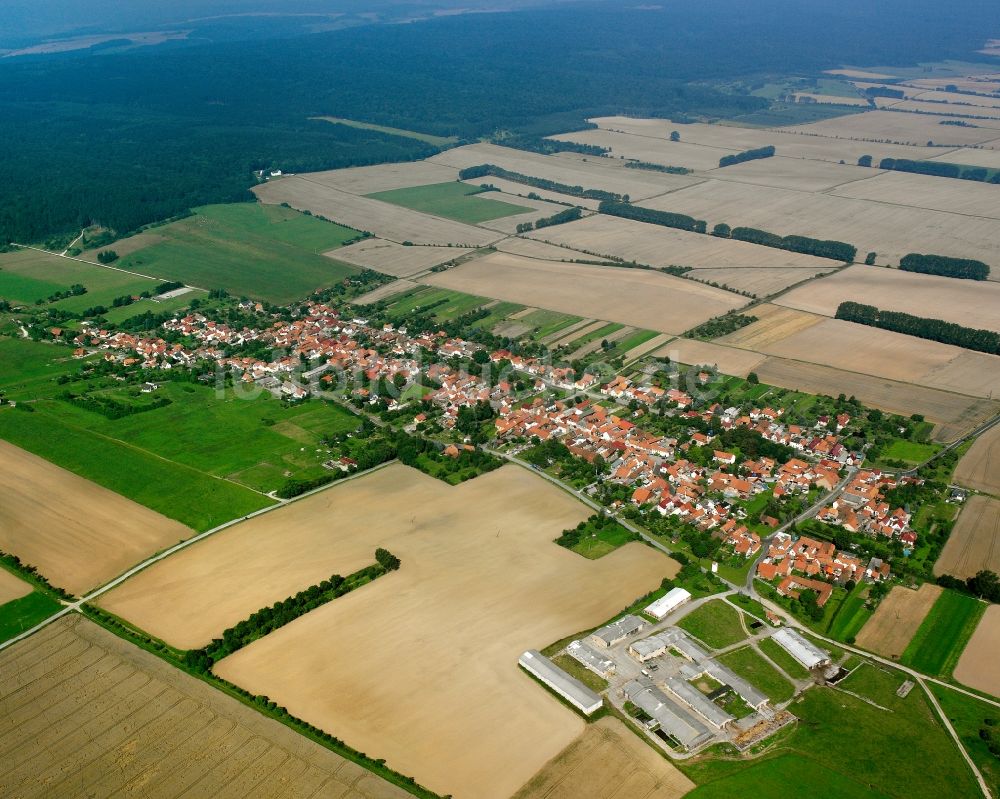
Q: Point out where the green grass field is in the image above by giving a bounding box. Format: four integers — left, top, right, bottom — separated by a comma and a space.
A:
384, 286, 488, 321
0, 591, 63, 643
568, 520, 638, 559
563, 322, 624, 351
314, 116, 458, 147
0, 338, 84, 401
525, 309, 582, 341
901, 590, 985, 676
0, 404, 273, 531
931, 684, 1000, 796
826, 583, 874, 642
717, 646, 795, 702
552, 654, 608, 693
682, 662, 979, 799
677, 600, 747, 649
367, 182, 531, 223
612, 329, 659, 355
880, 438, 940, 465
111, 203, 362, 304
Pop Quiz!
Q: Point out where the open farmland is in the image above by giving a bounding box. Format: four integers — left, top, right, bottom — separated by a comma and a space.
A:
429, 142, 703, 200
855, 584, 942, 659
721, 316, 1000, 399
830, 169, 1000, 220
749, 358, 997, 441
718, 304, 824, 349
526, 213, 836, 271
296, 160, 458, 194
366, 181, 532, 224
710, 156, 875, 192
651, 338, 767, 377
780, 110, 1000, 146
420, 251, 746, 334
929, 147, 1000, 169
953, 604, 1000, 698
591, 115, 950, 166
548, 127, 737, 171
876, 99, 1000, 119
900, 589, 986, 677
494, 235, 607, 263
0, 616, 411, 799
0, 569, 32, 605
511, 717, 694, 799
331, 238, 475, 277
638, 178, 1000, 268
351, 278, 419, 305
0, 440, 192, 595
254, 177, 499, 247
776, 265, 1000, 332
109, 203, 363, 304
689, 267, 833, 297
212, 464, 676, 799
954, 423, 1000, 495
935, 496, 1000, 579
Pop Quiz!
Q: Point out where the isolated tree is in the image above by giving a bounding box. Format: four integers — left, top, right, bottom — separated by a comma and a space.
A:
865, 252, 877, 265
747, 372, 759, 385
670, 131, 680, 142
857, 154, 873, 167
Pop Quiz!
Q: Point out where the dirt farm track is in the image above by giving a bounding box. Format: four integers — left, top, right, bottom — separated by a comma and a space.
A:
0, 616, 410, 799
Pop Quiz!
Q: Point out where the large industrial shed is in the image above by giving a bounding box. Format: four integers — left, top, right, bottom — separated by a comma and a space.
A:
590, 614, 646, 648
623, 677, 714, 750
772, 628, 832, 670
519, 650, 603, 715
567, 640, 616, 678
645, 587, 692, 620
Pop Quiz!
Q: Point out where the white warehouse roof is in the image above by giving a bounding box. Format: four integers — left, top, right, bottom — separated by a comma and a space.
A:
772, 628, 831, 670
645, 588, 692, 620
519, 650, 603, 715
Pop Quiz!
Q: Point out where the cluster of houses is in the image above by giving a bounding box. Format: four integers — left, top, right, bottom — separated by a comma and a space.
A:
815, 469, 920, 549
757, 531, 891, 606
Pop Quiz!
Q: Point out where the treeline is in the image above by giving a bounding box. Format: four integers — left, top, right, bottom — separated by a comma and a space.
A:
500, 135, 608, 157
598, 200, 706, 233
864, 86, 905, 99
835, 301, 999, 354
937, 570, 1000, 604
724, 226, 856, 262
683, 311, 757, 340
877, 157, 1000, 183
0, 550, 72, 599
60, 391, 174, 419
624, 161, 691, 175
719, 145, 775, 168
516, 206, 582, 233
460, 164, 622, 202
899, 253, 990, 280
184, 556, 398, 672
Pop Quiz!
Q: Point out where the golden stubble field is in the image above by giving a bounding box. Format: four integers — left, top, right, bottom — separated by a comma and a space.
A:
0, 441, 192, 596
856, 583, 943, 659
780, 110, 1000, 146
0, 568, 32, 605
829, 169, 1000, 220
419, 251, 747, 335
954, 424, 1000, 495
0, 616, 410, 799
512, 717, 694, 799
953, 604, 1000, 698
935, 496, 1000, 580
208, 464, 677, 799
331, 238, 475, 277
776, 265, 1000, 332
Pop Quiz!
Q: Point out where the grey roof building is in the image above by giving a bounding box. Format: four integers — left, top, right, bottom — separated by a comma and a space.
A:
623, 678, 713, 749
772, 628, 831, 670
590, 614, 646, 648
567, 640, 616, 678
519, 650, 603, 716
663, 677, 735, 729
628, 634, 669, 662
703, 661, 769, 709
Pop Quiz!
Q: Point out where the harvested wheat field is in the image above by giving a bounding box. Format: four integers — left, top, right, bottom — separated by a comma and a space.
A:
592, 116, 941, 166
511, 716, 694, 799
688, 266, 832, 297
462, 175, 602, 209
718, 304, 824, 349
880, 99, 1000, 119
300, 160, 459, 195
652, 339, 767, 377
331, 238, 475, 277
0, 441, 191, 596
750, 358, 997, 441
352, 279, 419, 305
856, 583, 943, 659
781, 110, 1000, 146
776, 265, 1000, 331
548, 127, 737, 171
466, 189, 587, 235
711, 156, 874, 192
731, 317, 1000, 398
0, 615, 409, 799
935, 496, 1000, 579
429, 142, 702, 201
495, 235, 603, 263
830, 170, 1000, 220
953, 604, 1000, 698
0, 568, 32, 605
954, 424, 1000, 495
254, 178, 499, 247
621, 332, 673, 364
639, 178, 1000, 268
526, 213, 835, 271
825, 69, 898, 80
213, 464, 676, 799
419, 251, 746, 335
929, 147, 1000, 169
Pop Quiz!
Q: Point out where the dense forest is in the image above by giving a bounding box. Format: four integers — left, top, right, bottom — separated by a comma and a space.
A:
836, 301, 1000, 354
0, 0, 997, 243
899, 253, 990, 280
